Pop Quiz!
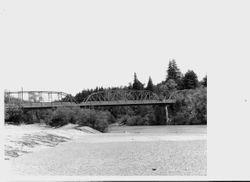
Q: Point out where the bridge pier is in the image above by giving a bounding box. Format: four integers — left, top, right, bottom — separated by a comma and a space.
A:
165, 105, 169, 124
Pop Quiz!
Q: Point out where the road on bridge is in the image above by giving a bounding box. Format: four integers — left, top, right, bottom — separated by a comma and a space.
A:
9, 125, 207, 176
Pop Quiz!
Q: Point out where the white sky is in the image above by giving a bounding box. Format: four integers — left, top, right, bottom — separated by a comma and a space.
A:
0, 0, 249, 95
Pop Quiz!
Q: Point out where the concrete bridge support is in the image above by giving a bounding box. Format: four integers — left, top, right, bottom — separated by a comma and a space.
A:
157, 105, 170, 125
165, 105, 169, 124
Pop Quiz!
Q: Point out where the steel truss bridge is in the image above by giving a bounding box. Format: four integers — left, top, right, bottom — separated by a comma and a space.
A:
5, 90, 176, 123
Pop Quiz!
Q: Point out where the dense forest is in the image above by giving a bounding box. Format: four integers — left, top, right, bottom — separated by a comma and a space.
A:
5, 60, 207, 132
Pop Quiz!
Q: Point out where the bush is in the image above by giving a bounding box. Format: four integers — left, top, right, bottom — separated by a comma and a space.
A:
67, 107, 82, 124
126, 115, 144, 126
170, 87, 207, 125
45, 107, 86, 127
171, 113, 187, 125
117, 115, 130, 125
5, 105, 114, 132
143, 113, 155, 125
94, 111, 110, 132
107, 112, 116, 124
47, 107, 72, 127
76, 109, 112, 132
109, 106, 135, 118
22, 110, 39, 124
36, 109, 53, 124
21, 109, 54, 125
76, 109, 96, 127
135, 116, 145, 125
126, 116, 138, 126
193, 88, 207, 124
5, 106, 23, 124
115, 105, 158, 126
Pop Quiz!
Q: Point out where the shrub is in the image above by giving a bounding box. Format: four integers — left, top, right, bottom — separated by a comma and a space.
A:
22, 110, 39, 124
117, 114, 130, 125
110, 106, 135, 118
143, 113, 155, 125
21, 109, 55, 125
45, 107, 85, 127
36, 109, 53, 124
5, 105, 114, 132
107, 112, 116, 124
76, 109, 111, 132
126, 115, 143, 126
5, 106, 23, 125
68, 107, 82, 124
170, 87, 207, 125
171, 113, 187, 125
135, 116, 145, 125
126, 116, 137, 126
76, 109, 97, 127
47, 107, 72, 127
94, 111, 110, 132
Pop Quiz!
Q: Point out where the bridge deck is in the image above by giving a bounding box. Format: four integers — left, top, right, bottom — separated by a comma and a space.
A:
5, 100, 175, 109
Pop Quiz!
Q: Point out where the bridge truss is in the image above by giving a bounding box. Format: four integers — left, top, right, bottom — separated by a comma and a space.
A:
4, 90, 176, 109
5, 90, 176, 124
4, 91, 76, 108
81, 90, 175, 106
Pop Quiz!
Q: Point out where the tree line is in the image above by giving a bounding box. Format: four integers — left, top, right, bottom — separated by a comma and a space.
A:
5, 59, 207, 131
73, 59, 206, 103
69, 59, 207, 126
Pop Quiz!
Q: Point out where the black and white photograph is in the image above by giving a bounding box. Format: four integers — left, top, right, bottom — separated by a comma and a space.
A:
1, 0, 250, 181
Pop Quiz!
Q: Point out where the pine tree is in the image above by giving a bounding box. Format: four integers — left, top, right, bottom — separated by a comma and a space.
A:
201, 75, 207, 87
166, 59, 181, 81
132, 73, 144, 90
146, 76, 154, 92
128, 83, 133, 90
182, 70, 199, 89
166, 59, 183, 89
